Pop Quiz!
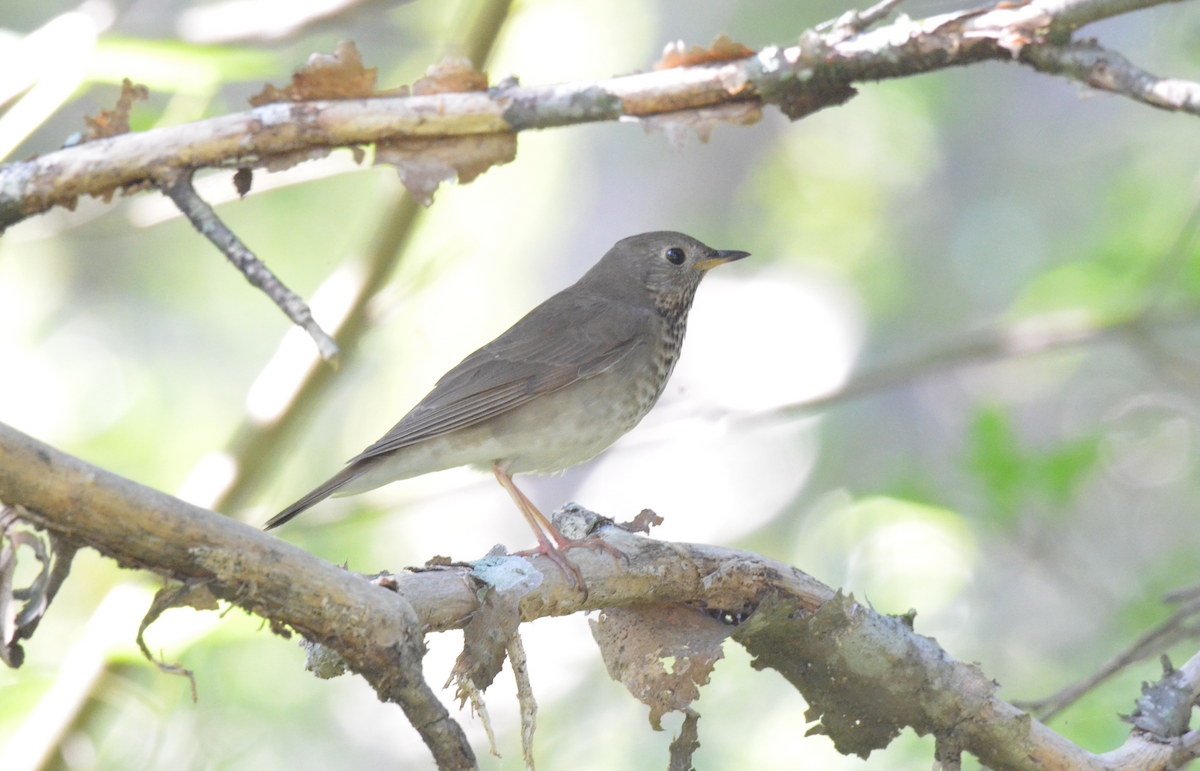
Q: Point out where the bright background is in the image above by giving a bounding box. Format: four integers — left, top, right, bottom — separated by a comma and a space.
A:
3, 0, 1200, 769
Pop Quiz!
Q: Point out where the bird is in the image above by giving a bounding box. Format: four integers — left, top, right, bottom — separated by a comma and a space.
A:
266, 231, 749, 588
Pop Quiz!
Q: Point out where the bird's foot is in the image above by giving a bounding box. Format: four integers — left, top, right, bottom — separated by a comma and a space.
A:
516, 542, 589, 598
517, 535, 628, 601
557, 535, 628, 567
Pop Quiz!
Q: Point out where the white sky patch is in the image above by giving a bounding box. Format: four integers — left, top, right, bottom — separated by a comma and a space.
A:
568, 270, 864, 544
245, 260, 363, 424
176, 450, 238, 509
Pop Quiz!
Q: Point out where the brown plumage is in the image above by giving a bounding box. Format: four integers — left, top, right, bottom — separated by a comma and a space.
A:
265, 231, 748, 585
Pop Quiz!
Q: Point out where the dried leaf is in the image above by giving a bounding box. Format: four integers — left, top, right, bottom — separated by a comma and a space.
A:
0, 539, 17, 667
0, 510, 55, 669
261, 146, 334, 174
233, 167, 253, 198
654, 33, 755, 71
590, 603, 730, 730
619, 508, 664, 534
82, 78, 149, 140
1122, 655, 1193, 738
249, 40, 408, 106
375, 133, 517, 206
447, 555, 542, 696
412, 57, 489, 95
624, 100, 762, 151
370, 572, 399, 590
177, 583, 219, 612
136, 582, 214, 701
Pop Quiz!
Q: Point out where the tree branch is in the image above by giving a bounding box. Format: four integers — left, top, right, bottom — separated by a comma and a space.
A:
0, 420, 477, 768
1, 0, 1193, 232
1033, 0, 1188, 36
4, 419, 1199, 771
0, 421, 832, 632
1023, 39, 1200, 116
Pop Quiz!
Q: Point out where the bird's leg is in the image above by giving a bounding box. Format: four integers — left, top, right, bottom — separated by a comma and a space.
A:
493, 464, 587, 591
500, 470, 561, 544
492, 465, 628, 570
515, 487, 628, 566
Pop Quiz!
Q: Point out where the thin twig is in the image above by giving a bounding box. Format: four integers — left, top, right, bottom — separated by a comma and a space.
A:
816, 0, 907, 37
754, 310, 1175, 420
210, 0, 513, 517
1015, 597, 1200, 721
1164, 584, 1200, 604
1033, 0, 1191, 38
1022, 40, 1200, 118
157, 168, 340, 361
815, 0, 905, 35
211, 192, 420, 515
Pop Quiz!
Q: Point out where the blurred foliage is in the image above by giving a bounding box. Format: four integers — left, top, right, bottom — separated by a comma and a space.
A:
89, 38, 279, 90
4, 0, 1200, 769
741, 82, 938, 315
967, 406, 1100, 527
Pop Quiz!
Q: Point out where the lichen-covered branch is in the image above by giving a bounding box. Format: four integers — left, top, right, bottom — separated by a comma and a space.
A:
0, 421, 831, 632
0, 421, 475, 770
1023, 39, 1200, 115
1, 0, 1193, 232
734, 594, 1200, 771
3, 420, 1199, 771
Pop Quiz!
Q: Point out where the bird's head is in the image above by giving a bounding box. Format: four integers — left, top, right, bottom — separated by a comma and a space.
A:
584, 231, 750, 319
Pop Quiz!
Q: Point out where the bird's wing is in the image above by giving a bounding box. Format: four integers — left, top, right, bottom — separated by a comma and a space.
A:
349, 295, 654, 463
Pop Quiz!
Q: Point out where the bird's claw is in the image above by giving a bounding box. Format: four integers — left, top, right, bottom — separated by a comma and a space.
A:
561, 535, 628, 567
516, 536, 627, 600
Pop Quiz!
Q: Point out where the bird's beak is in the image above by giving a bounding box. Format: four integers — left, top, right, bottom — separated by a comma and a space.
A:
695, 249, 751, 272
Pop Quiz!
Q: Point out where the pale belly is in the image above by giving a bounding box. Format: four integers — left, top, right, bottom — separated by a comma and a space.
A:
337, 347, 675, 495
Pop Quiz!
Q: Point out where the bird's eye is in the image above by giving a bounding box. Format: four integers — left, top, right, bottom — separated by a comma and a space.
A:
665, 247, 686, 265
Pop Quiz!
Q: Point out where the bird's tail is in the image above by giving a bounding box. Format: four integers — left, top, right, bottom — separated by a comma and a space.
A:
263, 464, 363, 530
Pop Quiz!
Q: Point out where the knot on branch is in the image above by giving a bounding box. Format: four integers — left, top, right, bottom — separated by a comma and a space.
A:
1123, 655, 1195, 739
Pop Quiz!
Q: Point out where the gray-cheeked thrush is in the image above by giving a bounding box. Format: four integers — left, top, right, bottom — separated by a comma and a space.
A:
266, 231, 749, 587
